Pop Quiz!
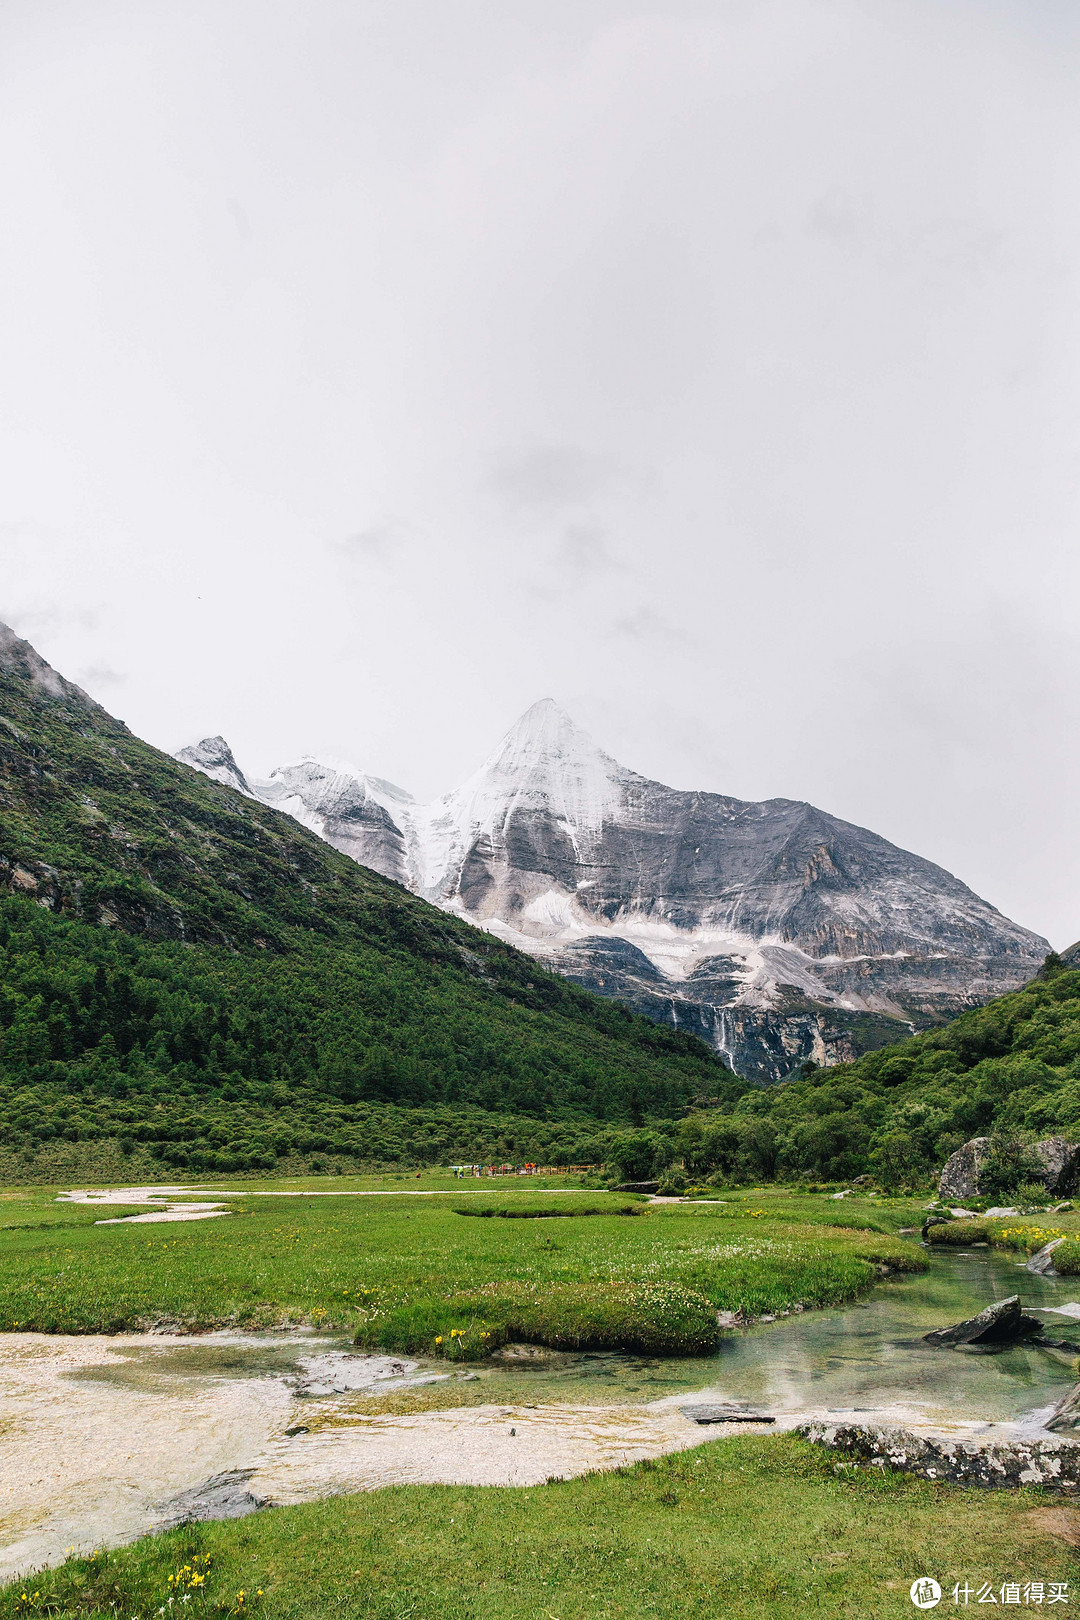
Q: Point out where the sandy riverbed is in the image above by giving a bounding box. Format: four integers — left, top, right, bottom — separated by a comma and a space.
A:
0, 1331, 723, 1580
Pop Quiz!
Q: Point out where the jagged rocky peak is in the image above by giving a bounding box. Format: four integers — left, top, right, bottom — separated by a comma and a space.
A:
175, 736, 254, 798
254, 757, 416, 888
260, 755, 414, 814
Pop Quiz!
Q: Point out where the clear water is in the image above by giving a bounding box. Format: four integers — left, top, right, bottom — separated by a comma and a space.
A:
69, 1334, 335, 1391
669, 1245, 1080, 1423
422, 1245, 1080, 1422
65, 1245, 1080, 1422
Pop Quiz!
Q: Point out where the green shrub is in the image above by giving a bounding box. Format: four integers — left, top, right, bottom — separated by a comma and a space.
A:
979, 1132, 1048, 1197
453, 1204, 642, 1219
1012, 1182, 1052, 1207
358, 1279, 721, 1359
1054, 1240, 1080, 1275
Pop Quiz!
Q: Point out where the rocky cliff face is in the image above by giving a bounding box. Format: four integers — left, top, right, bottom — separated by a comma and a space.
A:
179, 700, 1049, 1080
174, 736, 254, 798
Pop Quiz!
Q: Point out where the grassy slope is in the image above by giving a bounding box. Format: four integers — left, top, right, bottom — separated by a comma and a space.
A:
0, 626, 745, 1175
673, 962, 1080, 1186
2, 1438, 1070, 1620
0, 1185, 924, 1351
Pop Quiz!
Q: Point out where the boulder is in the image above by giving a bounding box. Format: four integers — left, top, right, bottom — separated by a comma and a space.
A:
158, 1468, 269, 1527
798, 1420, 1080, 1490
937, 1135, 1080, 1201
938, 1138, 990, 1202
923, 1294, 1043, 1348
1037, 1138, 1080, 1196
679, 1403, 776, 1424
1047, 1383, 1080, 1434
1028, 1238, 1066, 1277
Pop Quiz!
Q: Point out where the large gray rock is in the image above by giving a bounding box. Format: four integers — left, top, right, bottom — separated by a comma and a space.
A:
1036, 1138, 1080, 1195
938, 1136, 1080, 1201
938, 1139, 991, 1202
157, 1469, 269, 1527
1028, 1238, 1066, 1276
923, 1294, 1043, 1348
679, 1403, 775, 1424
799, 1420, 1080, 1490
1047, 1383, 1080, 1433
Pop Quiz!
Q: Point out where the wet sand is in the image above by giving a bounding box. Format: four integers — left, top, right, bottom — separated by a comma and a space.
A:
0, 1331, 717, 1580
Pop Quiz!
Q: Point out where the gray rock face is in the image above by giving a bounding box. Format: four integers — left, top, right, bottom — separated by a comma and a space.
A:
1029, 1241, 1067, 1278
679, 1404, 775, 1424
1037, 1138, 1080, 1195
253, 758, 416, 888
157, 1468, 269, 1527
177, 701, 1048, 1081
923, 1294, 1043, 1348
175, 736, 255, 798
1047, 1383, 1080, 1433
938, 1136, 1080, 1201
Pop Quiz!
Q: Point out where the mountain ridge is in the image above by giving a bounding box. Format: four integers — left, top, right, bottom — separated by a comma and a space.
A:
179, 701, 1048, 1080
0, 622, 742, 1178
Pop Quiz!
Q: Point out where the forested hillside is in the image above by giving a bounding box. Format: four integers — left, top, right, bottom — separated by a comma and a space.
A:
669, 956, 1077, 1187
0, 625, 744, 1179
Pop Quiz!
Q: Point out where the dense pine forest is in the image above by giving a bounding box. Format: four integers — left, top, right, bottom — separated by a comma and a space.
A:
0, 897, 743, 1177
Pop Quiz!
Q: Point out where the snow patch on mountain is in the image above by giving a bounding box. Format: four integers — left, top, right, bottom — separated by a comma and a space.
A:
399, 699, 630, 900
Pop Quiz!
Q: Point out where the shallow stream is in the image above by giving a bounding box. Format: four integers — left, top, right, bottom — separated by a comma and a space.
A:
1, 1245, 1076, 1580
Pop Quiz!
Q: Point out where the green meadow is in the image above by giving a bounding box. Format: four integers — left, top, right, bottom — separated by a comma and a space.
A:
0, 1182, 926, 1353
2, 1437, 1072, 1620
6, 1179, 1080, 1619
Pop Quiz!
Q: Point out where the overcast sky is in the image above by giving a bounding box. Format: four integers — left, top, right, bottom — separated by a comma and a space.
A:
2, 0, 1079, 944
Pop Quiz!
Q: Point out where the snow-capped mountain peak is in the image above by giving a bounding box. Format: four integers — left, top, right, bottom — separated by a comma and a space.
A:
450, 698, 629, 840
260, 755, 414, 812
175, 702, 1050, 1081
247, 755, 415, 880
